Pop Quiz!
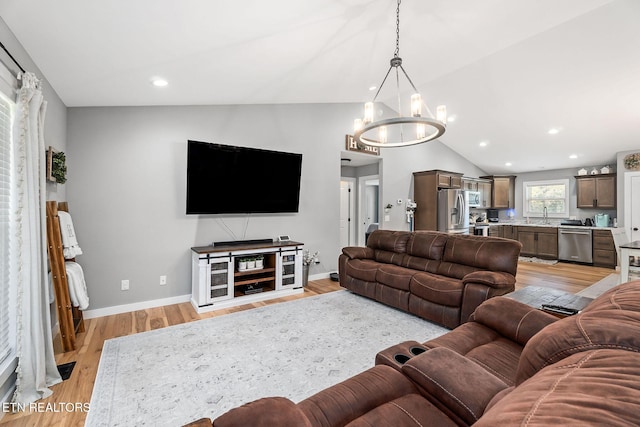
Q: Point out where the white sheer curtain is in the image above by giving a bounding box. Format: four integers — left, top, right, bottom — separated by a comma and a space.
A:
11, 72, 61, 405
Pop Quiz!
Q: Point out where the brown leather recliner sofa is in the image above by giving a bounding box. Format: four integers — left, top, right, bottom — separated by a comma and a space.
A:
190, 279, 640, 427
338, 229, 522, 328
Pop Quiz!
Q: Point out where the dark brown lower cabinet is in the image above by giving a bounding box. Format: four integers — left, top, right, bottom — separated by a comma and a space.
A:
517, 226, 558, 259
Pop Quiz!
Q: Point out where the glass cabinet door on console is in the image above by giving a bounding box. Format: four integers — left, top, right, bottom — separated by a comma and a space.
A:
278, 249, 303, 290
192, 254, 233, 306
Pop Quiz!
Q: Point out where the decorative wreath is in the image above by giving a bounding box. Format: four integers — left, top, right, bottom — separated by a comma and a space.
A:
624, 153, 640, 170
51, 151, 67, 183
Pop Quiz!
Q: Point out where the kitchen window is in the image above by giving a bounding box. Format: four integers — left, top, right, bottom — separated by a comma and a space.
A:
522, 179, 569, 218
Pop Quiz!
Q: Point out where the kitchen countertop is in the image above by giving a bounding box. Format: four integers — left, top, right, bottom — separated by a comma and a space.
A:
481, 221, 618, 231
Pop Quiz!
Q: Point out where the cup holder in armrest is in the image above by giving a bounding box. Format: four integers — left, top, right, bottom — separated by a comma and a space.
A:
393, 354, 411, 365
409, 346, 426, 356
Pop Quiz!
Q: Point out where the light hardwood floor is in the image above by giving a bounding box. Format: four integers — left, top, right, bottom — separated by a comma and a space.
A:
0, 262, 615, 426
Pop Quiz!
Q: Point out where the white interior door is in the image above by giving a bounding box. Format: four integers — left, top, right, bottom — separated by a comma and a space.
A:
339, 179, 356, 249
358, 175, 379, 246
627, 173, 640, 242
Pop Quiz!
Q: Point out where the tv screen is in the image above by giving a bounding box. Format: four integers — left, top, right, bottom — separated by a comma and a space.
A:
186, 140, 302, 214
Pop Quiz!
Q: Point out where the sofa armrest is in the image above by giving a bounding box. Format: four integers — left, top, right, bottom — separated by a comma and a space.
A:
213, 397, 312, 427
462, 271, 515, 289
471, 296, 558, 346
341, 246, 374, 260
402, 347, 508, 425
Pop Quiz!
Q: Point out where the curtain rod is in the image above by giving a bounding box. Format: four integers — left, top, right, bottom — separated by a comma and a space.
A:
0, 40, 26, 74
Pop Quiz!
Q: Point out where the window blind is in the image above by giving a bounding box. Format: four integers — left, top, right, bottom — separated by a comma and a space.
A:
0, 62, 16, 366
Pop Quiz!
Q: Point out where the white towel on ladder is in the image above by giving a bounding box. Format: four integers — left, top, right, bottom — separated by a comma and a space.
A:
65, 261, 89, 310
58, 211, 83, 259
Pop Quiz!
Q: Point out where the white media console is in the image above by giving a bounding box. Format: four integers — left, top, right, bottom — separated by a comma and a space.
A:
191, 240, 304, 313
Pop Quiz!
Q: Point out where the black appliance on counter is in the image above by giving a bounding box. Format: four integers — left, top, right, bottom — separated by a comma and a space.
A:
560, 219, 585, 226
487, 209, 499, 222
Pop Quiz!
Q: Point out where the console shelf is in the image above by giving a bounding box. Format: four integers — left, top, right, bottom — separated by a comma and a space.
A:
191, 240, 303, 313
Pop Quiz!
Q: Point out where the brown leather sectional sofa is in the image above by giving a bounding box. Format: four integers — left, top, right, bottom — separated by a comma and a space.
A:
192, 279, 640, 426
338, 229, 522, 328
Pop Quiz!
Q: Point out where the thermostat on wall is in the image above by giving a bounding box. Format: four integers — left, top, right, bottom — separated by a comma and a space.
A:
278, 235, 291, 242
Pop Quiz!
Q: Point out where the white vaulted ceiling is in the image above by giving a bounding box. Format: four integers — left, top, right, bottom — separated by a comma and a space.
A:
1, 0, 639, 173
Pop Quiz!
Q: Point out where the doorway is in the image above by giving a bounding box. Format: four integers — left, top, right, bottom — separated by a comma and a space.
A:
340, 153, 382, 249
359, 175, 379, 246
339, 178, 356, 249
625, 171, 640, 242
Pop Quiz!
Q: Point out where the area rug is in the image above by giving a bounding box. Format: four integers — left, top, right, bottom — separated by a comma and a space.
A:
576, 273, 620, 298
518, 256, 558, 265
86, 291, 448, 427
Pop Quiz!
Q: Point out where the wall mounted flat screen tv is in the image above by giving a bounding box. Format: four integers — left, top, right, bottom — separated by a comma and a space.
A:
186, 140, 302, 214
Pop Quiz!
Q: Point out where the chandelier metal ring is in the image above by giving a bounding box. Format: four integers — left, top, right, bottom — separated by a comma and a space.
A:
354, 117, 445, 148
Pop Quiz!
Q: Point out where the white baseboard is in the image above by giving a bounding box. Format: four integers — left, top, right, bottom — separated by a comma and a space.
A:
83, 294, 191, 319
309, 272, 331, 280
83, 273, 333, 319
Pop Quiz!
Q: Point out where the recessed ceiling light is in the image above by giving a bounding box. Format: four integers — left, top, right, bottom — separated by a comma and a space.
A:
548, 128, 560, 135
479, 141, 488, 147
151, 78, 168, 87
368, 86, 377, 91
569, 154, 578, 159
505, 162, 512, 166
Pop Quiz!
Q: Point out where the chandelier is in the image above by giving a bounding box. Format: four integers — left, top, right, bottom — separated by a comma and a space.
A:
353, 0, 447, 148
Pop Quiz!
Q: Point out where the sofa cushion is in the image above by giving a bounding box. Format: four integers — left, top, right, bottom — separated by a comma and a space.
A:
516, 308, 640, 385
405, 231, 448, 260
477, 349, 640, 427
423, 322, 524, 386
401, 255, 441, 274
410, 272, 463, 307
373, 249, 406, 266
402, 347, 509, 426
344, 259, 382, 283
376, 265, 416, 291
582, 279, 640, 314
345, 394, 458, 427
440, 234, 522, 276
366, 230, 411, 254
471, 296, 558, 347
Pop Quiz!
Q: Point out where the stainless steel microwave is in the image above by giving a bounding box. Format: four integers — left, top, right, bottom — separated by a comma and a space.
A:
468, 191, 481, 208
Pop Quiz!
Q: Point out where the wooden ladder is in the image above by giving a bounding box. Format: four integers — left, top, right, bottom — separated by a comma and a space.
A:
46, 201, 85, 352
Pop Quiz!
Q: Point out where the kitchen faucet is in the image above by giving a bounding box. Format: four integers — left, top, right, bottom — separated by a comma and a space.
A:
543, 206, 548, 224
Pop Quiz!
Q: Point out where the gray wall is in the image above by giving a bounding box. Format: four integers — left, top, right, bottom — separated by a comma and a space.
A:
67, 104, 362, 309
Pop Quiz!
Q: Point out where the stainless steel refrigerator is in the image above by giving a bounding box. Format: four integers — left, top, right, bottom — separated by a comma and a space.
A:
438, 189, 469, 234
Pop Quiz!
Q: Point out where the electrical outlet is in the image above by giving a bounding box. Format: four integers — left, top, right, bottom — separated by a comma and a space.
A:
121, 279, 130, 291
160, 275, 167, 285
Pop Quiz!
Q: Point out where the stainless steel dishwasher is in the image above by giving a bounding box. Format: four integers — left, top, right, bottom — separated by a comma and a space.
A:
558, 227, 593, 263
